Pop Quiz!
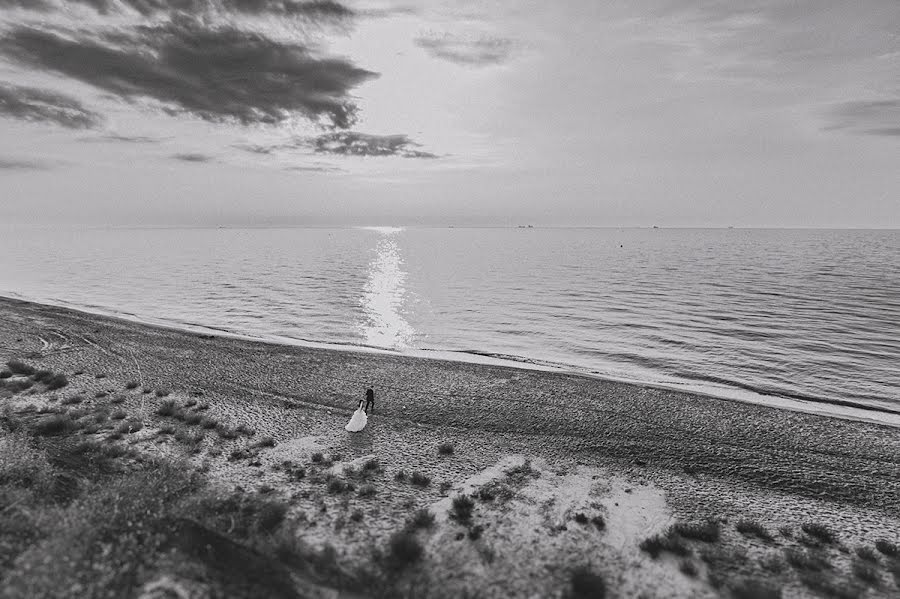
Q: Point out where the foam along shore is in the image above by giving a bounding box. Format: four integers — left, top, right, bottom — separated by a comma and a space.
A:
1, 295, 899, 598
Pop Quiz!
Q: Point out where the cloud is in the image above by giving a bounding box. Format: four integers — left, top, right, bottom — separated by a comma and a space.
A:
0, 157, 52, 170
5, 0, 355, 19
308, 132, 438, 158
80, 133, 163, 143
828, 99, 900, 137
415, 33, 512, 66
171, 152, 214, 162
0, 19, 377, 128
0, 83, 102, 129
235, 131, 439, 158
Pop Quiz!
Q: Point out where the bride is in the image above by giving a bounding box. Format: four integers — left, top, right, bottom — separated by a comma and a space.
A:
345, 400, 368, 432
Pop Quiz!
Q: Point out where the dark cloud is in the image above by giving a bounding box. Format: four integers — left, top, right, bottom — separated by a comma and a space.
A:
415, 33, 512, 66
829, 99, 900, 137
0, 157, 52, 170
7, 0, 354, 18
80, 133, 163, 143
307, 132, 438, 158
0, 83, 102, 129
172, 152, 214, 162
0, 20, 377, 128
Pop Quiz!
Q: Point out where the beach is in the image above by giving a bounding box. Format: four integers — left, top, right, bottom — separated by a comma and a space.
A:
1, 295, 899, 598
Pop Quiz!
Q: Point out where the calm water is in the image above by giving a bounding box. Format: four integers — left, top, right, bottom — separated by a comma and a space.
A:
1, 226, 898, 416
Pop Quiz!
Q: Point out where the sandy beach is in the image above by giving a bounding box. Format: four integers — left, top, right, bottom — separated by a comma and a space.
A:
1, 295, 899, 598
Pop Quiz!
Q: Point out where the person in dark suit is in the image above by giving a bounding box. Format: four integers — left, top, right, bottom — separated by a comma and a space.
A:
364, 387, 374, 414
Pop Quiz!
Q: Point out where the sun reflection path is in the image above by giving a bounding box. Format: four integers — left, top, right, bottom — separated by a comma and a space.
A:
360, 227, 414, 349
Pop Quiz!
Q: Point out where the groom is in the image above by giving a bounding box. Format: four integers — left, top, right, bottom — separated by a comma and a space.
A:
364, 387, 374, 414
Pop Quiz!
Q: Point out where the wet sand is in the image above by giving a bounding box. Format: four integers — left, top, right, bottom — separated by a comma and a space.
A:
2, 295, 899, 598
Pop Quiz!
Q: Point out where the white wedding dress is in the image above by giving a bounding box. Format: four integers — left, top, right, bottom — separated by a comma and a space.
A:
345, 407, 368, 432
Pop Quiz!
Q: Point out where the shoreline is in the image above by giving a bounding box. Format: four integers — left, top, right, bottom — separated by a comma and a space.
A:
2, 293, 900, 597
3, 292, 899, 428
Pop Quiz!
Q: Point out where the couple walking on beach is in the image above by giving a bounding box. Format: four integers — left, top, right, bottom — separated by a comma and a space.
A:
345, 387, 374, 432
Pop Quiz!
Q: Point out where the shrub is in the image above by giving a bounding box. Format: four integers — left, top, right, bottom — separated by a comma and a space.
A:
199, 417, 217, 429
310, 452, 324, 463
61, 394, 84, 405
175, 430, 205, 446
183, 413, 202, 426
6, 360, 36, 376
154, 389, 170, 397
362, 458, 381, 473
216, 424, 239, 439
574, 513, 589, 525
875, 539, 898, 557
33, 414, 73, 436
256, 436, 276, 448
183, 397, 196, 406
257, 502, 288, 533
111, 410, 127, 420
142, 387, 152, 394
731, 579, 782, 599
110, 394, 126, 404
196, 402, 209, 411
358, 484, 376, 497
125, 381, 139, 389
46, 374, 69, 390
236, 424, 255, 436
95, 373, 106, 379
570, 566, 606, 599
736, 519, 774, 542
853, 561, 881, 586
856, 546, 879, 563
640, 533, 691, 558
0, 370, 11, 379
327, 478, 349, 494
407, 508, 435, 530
785, 548, 831, 572
394, 469, 407, 482
157, 400, 177, 416
801, 522, 836, 545
350, 509, 364, 523
116, 420, 143, 434
158, 424, 175, 435
410, 472, 431, 487
95, 391, 107, 399
450, 495, 475, 525
592, 515, 606, 531
671, 519, 720, 543
438, 442, 454, 456
679, 560, 698, 578
33, 369, 53, 382
387, 531, 423, 570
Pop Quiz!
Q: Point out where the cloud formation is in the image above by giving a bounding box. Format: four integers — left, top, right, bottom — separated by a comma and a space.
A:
171, 152, 214, 162
3, 0, 354, 19
0, 20, 377, 128
80, 133, 163, 143
308, 132, 438, 158
829, 99, 900, 137
0, 157, 52, 170
0, 83, 102, 129
415, 33, 512, 66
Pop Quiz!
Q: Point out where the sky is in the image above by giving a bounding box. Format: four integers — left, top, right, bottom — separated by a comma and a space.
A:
0, 0, 897, 227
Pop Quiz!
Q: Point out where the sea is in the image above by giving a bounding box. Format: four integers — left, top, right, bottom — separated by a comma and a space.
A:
1, 226, 898, 421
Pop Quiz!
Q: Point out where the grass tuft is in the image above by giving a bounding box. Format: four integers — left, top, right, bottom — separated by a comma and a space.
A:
407, 508, 435, 530
570, 566, 606, 599
46, 373, 69, 390
6, 360, 36, 376
671, 519, 720, 543
437, 442, 454, 456
875, 539, 898, 557
156, 399, 177, 416
256, 436, 276, 448
125, 381, 139, 389
736, 519, 774, 542
450, 494, 475, 525
640, 533, 691, 558
800, 522, 836, 545
410, 471, 431, 487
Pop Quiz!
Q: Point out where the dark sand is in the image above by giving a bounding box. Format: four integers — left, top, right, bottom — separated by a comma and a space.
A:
2, 295, 899, 598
